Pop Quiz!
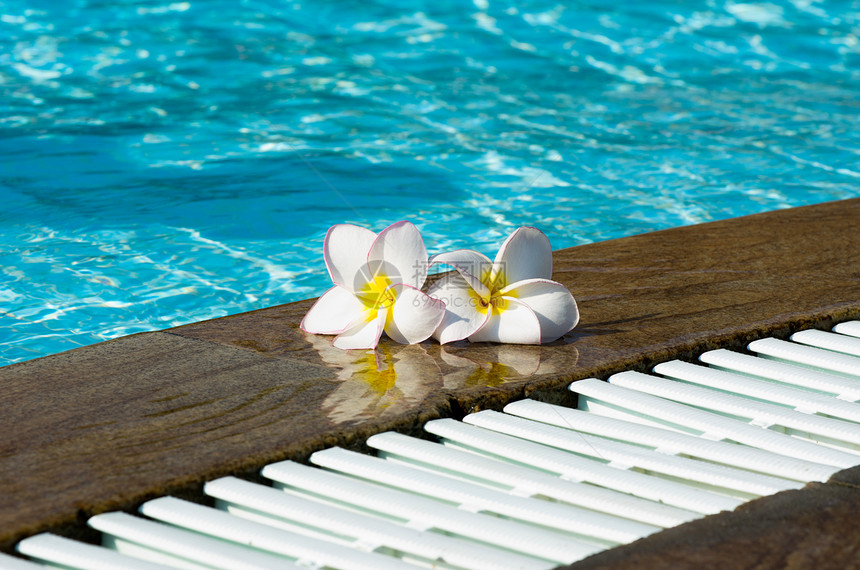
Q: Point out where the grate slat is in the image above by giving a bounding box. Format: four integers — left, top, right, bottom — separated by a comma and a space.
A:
424, 417, 744, 514
204, 476, 552, 570
310, 446, 660, 546
700, 349, 860, 400
791, 329, 860, 358
570, 378, 858, 469
139, 496, 413, 570
834, 321, 860, 338
366, 430, 699, 528
503, 398, 837, 482
262, 459, 599, 565
609, 370, 860, 452
654, 360, 860, 424
15, 534, 172, 570
748, 338, 860, 379
88, 512, 301, 570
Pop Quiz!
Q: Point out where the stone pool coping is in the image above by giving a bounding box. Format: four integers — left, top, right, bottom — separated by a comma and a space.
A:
2, 197, 859, 567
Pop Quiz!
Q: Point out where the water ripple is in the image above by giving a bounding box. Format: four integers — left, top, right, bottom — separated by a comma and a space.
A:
1, 0, 858, 363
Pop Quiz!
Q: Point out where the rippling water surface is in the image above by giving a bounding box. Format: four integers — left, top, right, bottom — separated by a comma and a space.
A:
1, 0, 858, 364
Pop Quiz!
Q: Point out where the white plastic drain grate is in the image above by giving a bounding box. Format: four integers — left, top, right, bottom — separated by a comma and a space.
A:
13, 321, 860, 570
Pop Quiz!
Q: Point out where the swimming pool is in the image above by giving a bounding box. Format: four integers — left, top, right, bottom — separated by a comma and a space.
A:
1, 0, 858, 365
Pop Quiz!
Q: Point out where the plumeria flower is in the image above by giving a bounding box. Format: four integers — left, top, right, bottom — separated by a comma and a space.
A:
428, 227, 579, 344
301, 221, 446, 350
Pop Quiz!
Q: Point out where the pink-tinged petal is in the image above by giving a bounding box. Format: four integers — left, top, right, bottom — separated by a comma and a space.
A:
333, 310, 386, 350
427, 274, 490, 344
324, 224, 377, 292
501, 278, 579, 342
300, 285, 366, 334
428, 249, 492, 297
367, 221, 428, 289
493, 227, 553, 288
384, 284, 447, 344
468, 297, 541, 345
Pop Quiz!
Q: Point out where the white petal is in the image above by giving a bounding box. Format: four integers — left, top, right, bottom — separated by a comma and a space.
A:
493, 227, 553, 288
501, 278, 579, 342
324, 224, 377, 292
300, 285, 366, 334
367, 221, 428, 289
427, 274, 490, 344
428, 249, 492, 297
468, 297, 541, 345
385, 284, 447, 344
333, 310, 386, 350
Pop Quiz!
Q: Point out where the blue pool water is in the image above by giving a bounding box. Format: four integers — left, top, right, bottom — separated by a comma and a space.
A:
1, 1, 858, 365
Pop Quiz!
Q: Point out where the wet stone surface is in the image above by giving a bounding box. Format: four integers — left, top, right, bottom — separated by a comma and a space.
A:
2, 197, 860, 566
562, 482, 860, 570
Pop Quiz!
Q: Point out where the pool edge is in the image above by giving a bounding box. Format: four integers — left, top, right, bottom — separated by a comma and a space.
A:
2, 198, 860, 567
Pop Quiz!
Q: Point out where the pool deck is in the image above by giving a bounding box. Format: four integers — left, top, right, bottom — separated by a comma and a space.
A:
2, 198, 860, 568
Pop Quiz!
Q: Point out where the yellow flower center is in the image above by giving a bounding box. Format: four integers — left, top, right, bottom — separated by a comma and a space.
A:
469, 264, 510, 315
482, 266, 507, 292
470, 287, 509, 316
356, 273, 396, 318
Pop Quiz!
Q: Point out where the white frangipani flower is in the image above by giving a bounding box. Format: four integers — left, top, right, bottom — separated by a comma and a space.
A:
301, 221, 446, 350
428, 227, 579, 344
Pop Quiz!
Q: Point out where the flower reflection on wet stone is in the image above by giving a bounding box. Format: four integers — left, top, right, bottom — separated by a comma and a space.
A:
305, 331, 579, 425
436, 344, 542, 388
305, 334, 442, 424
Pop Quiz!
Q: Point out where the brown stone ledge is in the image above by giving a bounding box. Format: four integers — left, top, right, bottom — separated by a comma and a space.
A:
1, 197, 859, 566
562, 477, 860, 570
